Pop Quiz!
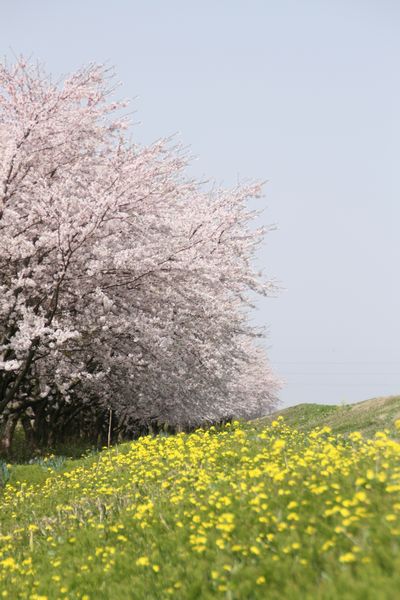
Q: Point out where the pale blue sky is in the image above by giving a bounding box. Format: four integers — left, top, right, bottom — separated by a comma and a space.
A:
2, 0, 399, 407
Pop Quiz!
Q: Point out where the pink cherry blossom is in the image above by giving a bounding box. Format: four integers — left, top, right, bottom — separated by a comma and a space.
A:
0, 58, 280, 452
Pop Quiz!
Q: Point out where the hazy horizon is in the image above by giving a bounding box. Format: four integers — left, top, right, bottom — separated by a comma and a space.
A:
2, 0, 399, 407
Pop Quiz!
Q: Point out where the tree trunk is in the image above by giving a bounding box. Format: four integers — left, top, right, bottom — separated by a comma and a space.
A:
20, 413, 38, 453
0, 413, 18, 457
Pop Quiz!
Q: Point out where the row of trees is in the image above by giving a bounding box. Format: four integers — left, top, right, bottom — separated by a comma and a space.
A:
0, 58, 280, 454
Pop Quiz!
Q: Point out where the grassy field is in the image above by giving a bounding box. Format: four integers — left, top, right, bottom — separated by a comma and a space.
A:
1, 401, 400, 599
262, 395, 400, 437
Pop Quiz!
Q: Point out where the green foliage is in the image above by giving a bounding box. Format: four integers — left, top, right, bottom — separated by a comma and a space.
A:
28, 455, 66, 471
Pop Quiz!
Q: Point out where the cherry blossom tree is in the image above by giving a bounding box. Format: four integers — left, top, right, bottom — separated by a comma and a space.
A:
0, 57, 280, 453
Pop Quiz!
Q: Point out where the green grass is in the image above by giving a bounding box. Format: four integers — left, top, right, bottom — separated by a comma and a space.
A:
260, 395, 400, 437
0, 412, 400, 599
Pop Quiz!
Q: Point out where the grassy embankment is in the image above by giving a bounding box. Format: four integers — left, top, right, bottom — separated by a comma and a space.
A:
0, 395, 399, 599
261, 394, 400, 437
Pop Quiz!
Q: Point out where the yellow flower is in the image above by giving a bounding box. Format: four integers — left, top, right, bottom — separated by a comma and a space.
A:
287, 512, 299, 521
339, 552, 356, 563
272, 439, 286, 452
256, 576, 266, 584
1, 557, 16, 569
136, 556, 150, 566
354, 491, 367, 503
321, 540, 335, 552
386, 514, 396, 522
305, 526, 316, 535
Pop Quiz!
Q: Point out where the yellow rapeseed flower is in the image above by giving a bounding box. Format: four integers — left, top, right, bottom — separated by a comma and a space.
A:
339, 553, 356, 563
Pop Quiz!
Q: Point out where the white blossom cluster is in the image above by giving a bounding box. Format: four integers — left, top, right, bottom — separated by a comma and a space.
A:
0, 58, 280, 447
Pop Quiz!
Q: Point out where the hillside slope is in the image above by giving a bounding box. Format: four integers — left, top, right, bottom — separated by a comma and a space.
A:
261, 395, 400, 436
